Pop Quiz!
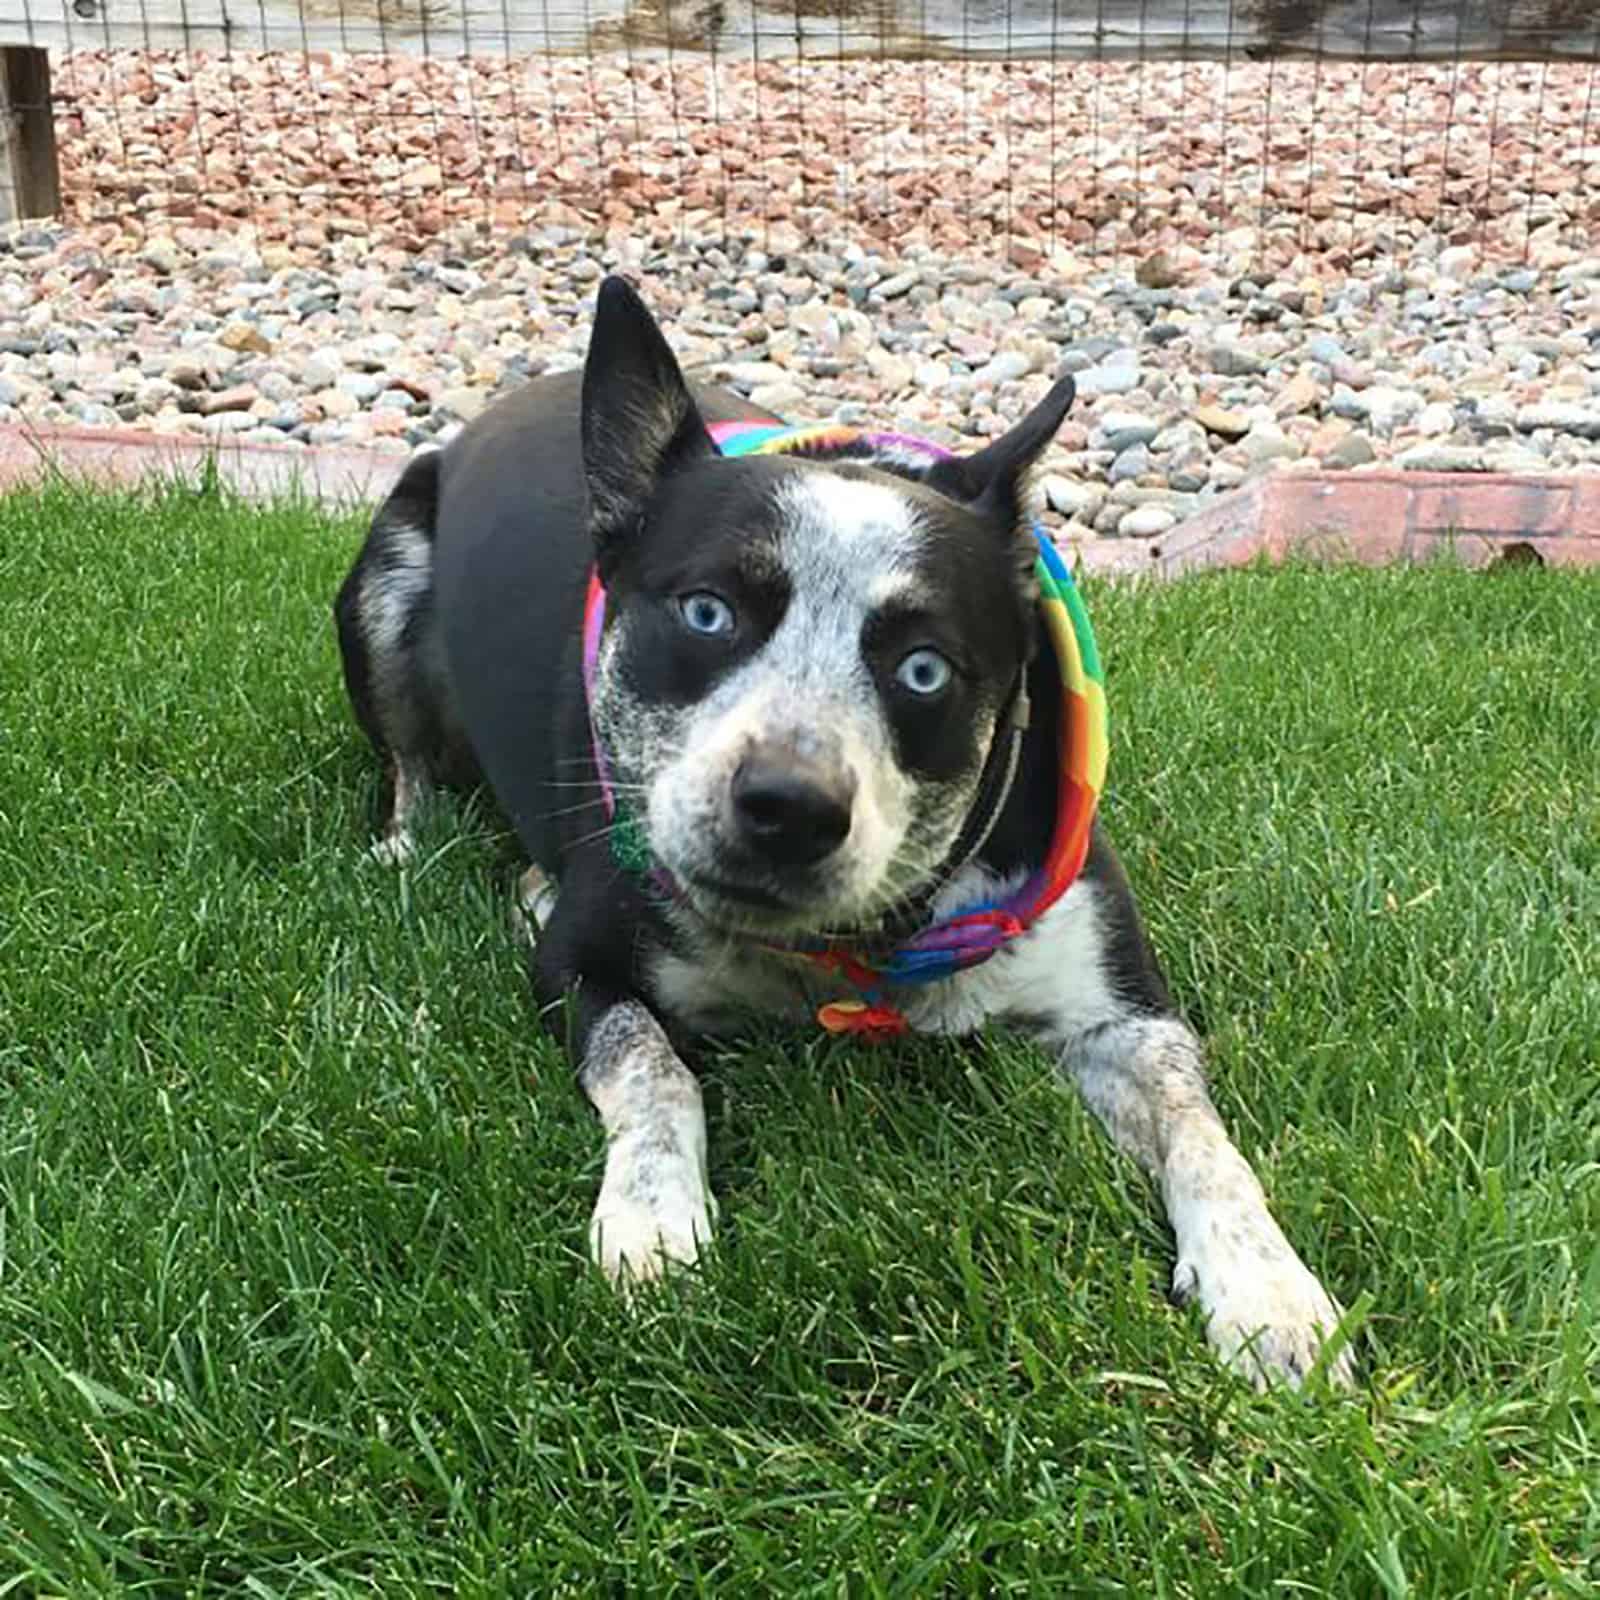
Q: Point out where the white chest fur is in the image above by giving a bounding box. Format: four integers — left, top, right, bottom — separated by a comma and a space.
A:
649, 869, 1122, 1043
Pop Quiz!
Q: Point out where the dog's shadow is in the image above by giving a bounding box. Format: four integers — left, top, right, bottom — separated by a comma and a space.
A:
692, 1022, 1115, 1206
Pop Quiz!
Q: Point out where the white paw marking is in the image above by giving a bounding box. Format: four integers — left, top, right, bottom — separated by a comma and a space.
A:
511, 865, 558, 947
369, 830, 415, 867
1174, 1249, 1355, 1390
589, 1138, 716, 1292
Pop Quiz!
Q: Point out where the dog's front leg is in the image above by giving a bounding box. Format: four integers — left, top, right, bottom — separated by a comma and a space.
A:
577, 997, 716, 1289
1048, 1011, 1353, 1388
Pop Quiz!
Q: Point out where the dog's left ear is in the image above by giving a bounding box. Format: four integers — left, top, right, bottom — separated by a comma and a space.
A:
923, 375, 1076, 533
582, 275, 716, 575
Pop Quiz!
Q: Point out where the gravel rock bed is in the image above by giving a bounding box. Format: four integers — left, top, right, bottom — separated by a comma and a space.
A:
5, 219, 1597, 540
10, 48, 1600, 538
54, 51, 1599, 266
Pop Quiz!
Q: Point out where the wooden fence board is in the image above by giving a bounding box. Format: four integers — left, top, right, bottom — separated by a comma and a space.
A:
2, 0, 1596, 64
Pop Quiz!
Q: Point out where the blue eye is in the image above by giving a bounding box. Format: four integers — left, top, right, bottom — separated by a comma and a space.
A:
895, 648, 952, 696
678, 591, 735, 637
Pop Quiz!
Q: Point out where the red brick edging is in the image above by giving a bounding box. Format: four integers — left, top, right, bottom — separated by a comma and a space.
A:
1, 425, 1595, 575
1073, 468, 1600, 577
0, 424, 407, 508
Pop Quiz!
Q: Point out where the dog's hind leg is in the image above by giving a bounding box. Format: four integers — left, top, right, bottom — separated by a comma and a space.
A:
370, 756, 428, 866
334, 446, 459, 866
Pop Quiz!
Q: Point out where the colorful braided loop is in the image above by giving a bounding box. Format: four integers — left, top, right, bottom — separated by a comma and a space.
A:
582, 419, 1109, 1037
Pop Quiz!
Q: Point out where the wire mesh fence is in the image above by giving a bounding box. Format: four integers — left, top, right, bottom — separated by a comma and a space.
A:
10, 3, 1600, 266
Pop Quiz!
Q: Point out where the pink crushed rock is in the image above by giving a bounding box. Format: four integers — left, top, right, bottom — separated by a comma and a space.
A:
50, 51, 1600, 267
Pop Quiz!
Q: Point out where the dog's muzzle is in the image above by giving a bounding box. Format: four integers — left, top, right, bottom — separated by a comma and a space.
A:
726, 742, 856, 869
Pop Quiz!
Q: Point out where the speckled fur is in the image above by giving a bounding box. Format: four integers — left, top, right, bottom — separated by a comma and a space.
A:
333, 276, 1356, 1390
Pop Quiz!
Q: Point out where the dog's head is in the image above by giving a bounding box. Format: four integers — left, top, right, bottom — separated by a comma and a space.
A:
583, 276, 1075, 939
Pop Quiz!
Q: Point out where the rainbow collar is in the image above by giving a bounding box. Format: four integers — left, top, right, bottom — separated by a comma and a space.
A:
581, 420, 1108, 1039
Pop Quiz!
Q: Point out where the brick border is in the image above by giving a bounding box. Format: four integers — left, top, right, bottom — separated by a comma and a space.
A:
0, 423, 407, 507
1, 424, 1595, 575
1073, 468, 1600, 577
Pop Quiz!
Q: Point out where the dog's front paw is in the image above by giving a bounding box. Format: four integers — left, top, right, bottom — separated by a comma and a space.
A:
589, 1142, 715, 1291
1173, 1245, 1355, 1390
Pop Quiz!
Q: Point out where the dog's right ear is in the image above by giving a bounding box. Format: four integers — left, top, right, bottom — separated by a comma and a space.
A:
581, 276, 715, 575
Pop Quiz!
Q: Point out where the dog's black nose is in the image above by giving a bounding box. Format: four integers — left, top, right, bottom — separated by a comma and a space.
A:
730, 754, 854, 867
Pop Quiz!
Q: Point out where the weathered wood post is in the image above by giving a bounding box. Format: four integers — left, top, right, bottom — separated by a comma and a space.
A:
0, 46, 60, 224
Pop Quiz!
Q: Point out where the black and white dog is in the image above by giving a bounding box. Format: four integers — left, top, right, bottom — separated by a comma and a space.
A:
335, 276, 1353, 1387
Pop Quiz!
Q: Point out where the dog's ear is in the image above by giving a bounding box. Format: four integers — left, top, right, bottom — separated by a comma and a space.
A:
923, 375, 1076, 533
581, 276, 715, 573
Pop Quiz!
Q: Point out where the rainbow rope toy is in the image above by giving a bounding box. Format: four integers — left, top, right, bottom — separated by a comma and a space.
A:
583, 420, 1109, 1040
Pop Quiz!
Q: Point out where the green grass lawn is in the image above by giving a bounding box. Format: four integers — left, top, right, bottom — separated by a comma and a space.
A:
1, 479, 1596, 1595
